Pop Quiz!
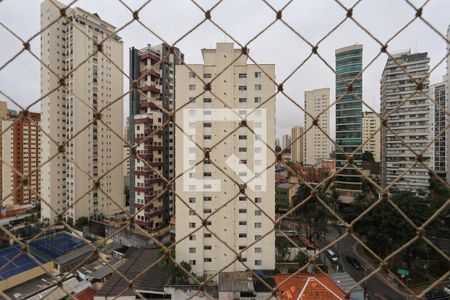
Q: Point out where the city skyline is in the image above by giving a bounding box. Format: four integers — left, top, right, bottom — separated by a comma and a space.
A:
0, 0, 448, 140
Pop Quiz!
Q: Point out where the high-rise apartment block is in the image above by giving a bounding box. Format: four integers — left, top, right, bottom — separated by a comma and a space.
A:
2, 112, 41, 207
381, 51, 432, 191
304, 88, 331, 165
175, 43, 275, 277
362, 111, 381, 162
281, 134, 291, 151
291, 126, 304, 163
40, 0, 124, 223
129, 44, 183, 231
430, 80, 447, 178
0, 101, 15, 200
335, 45, 363, 202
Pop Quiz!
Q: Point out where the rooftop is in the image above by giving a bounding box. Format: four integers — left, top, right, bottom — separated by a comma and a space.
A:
219, 271, 254, 292
95, 248, 171, 297
274, 274, 345, 300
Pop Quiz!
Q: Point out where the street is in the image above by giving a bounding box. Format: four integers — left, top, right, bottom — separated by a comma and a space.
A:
281, 219, 413, 299
334, 234, 409, 300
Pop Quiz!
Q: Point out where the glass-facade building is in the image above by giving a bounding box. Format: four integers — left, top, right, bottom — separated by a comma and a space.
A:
335, 45, 363, 202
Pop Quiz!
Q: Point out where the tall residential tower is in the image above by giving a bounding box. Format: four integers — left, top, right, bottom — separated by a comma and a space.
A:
362, 111, 381, 162
129, 44, 183, 231
175, 43, 276, 277
304, 88, 331, 165
40, 0, 124, 223
291, 126, 304, 164
381, 51, 432, 191
335, 45, 363, 202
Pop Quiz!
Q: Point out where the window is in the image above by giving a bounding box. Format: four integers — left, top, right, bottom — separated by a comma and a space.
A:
239, 209, 247, 213
204, 135, 211, 140
189, 210, 195, 216
189, 247, 196, 253
204, 245, 212, 250
255, 72, 262, 78
204, 98, 212, 103
204, 122, 212, 127
189, 72, 196, 78
204, 208, 212, 213
239, 221, 247, 225
255, 197, 262, 203
189, 235, 196, 241
203, 73, 212, 78
255, 235, 261, 240
254, 97, 261, 103
239, 245, 246, 250
239, 86, 247, 91
239, 196, 246, 201
204, 233, 212, 238
239, 233, 247, 238
255, 222, 262, 228
203, 172, 212, 177
239, 73, 247, 78
189, 222, 196, 228
189, 260, 196, 265
255, 210, 262, 216
204, 196, 212, 201
189, 84, 196, 91
239, 98, 247, 103
255, 84, 262, 90
255, 260, 262, 266
204, 258, 212, 262
239, 135, 247, 140
255, 247, 262, 253
239, 147, 247, 152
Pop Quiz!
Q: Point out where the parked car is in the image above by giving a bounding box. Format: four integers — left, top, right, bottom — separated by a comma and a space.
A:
345, 255, 363, 270
444, 286, 450, 295
326, 249, 338, 263
426, 290, 450, 300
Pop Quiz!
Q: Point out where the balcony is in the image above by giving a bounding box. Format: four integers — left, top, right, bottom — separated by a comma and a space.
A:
141, 84, 161, 94
139, 101, 160, 110
140, 68, 160, 77
139, 52, 159, 62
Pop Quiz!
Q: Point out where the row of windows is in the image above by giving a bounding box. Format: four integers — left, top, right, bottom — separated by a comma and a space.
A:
189, 72, 262, 79
188, 259, 262, 266
188, 84, 262, 91
189, 247, 262, 253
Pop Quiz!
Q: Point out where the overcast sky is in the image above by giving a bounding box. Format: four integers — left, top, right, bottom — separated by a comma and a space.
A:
0, 0, 448, 140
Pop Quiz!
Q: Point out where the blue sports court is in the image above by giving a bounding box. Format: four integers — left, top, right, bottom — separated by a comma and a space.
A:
0, 232, 83, 281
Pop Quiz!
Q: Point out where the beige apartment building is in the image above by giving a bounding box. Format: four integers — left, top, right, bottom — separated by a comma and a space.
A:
291, 126, 304, 163
40, 0, 124, 223
175, 43, 276, 277
304, 88, 331, 165
362, 112, 381, 162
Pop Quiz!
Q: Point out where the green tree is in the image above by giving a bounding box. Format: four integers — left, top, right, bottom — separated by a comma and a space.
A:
169, 261, 192, 285
294, 251, 308, 266
362, 151, 375, 162
276, 243, 289, 262
74, 216, 88, 230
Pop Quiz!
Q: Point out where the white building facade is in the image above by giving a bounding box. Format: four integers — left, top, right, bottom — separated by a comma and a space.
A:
40, 0, 124, 223
381, 51, 433, 191
175, 43, 276, 277
304, 88, 331, 165
362, 111, 381, 162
